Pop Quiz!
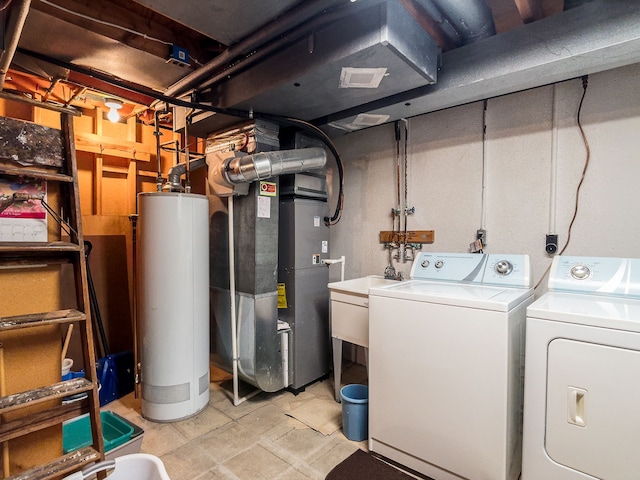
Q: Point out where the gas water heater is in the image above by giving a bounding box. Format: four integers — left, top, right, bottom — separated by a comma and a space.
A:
137, 192, 210, 422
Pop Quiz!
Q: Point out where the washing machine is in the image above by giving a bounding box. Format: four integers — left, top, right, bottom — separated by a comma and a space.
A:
368, 252, 533, 480
522, 255, 640, 480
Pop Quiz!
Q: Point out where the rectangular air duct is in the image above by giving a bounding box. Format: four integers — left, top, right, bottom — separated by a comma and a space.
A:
191, 0, 439, 136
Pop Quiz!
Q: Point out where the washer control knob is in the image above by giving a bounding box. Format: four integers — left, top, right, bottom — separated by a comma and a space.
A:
495, 260, 513, 275
435, 260, 444, 269
421, 260, 430, 268
570, 264, 591, 280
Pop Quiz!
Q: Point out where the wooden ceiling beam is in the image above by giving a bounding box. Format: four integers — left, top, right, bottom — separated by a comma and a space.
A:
513, 0, 545, 23
30, 0, 225, 68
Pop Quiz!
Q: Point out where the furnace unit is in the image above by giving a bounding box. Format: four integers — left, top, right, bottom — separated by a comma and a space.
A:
278, 170, 331, 392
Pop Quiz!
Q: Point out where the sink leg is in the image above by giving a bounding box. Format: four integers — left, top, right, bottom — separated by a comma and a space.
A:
332, 337, 342, 402
364, 347, 369, 379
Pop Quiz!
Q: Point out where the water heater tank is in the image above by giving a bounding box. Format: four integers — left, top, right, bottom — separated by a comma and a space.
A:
137, 192, 209, 421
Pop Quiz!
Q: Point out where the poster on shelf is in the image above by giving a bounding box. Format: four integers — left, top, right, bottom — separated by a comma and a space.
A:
0, 179, 48, 242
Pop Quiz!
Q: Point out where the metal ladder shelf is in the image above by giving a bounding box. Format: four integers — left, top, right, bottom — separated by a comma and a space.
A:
0, 110, 104, 479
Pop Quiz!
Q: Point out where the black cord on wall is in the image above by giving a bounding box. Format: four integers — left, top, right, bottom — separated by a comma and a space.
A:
534, 75, 591, 290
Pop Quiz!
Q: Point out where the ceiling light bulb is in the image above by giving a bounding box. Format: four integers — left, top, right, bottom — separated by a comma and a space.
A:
104, 99, 123, 123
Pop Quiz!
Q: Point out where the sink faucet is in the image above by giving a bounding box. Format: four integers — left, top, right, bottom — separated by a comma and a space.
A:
384, 266, 403, 281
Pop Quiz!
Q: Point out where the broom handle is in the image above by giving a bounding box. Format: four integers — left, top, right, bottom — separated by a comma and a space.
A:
61, 324, 74, 363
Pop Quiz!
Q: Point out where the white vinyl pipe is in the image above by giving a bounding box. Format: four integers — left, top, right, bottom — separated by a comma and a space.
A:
480, 99, 488, 230
324, 256, 346, 282
228, 195, 239, 405
549, 84, 559, 233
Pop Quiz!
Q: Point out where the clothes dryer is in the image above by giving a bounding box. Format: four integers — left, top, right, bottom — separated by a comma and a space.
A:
369, 252, 533, 480
522, 256, 640, 480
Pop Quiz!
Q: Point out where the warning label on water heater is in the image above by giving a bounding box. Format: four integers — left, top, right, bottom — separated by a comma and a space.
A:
259, 181, 277, 196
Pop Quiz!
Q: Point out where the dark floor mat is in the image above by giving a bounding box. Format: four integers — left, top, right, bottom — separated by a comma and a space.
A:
326, 449, 427, 480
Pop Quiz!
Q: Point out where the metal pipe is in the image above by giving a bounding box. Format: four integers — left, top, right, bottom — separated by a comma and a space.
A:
165, 0, 346, 98
166, 156, 206, 191
153, 108, 168, 191
195, 2, 367, 94
429, 0, 495, 45
481, 99, 488, 230
402, 118, 409, 262
0, 0, 31, 91
402, 0, 461, 50
224, 147, 326, 185
184, 109, 194, 193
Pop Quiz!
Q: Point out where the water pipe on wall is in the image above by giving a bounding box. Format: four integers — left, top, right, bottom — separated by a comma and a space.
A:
549, 83, 559, 239
153, 107, 169, 191
323, 256, 346, 282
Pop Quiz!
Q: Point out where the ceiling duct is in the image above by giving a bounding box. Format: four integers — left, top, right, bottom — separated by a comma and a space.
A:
322, 0, 640, 135
188, 0, 439, 137
427, 0, 495, 45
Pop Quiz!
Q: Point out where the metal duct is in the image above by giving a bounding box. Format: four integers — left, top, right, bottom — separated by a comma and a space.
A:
225, 148, 327, 184
400, 0, 461, 50
322, 0, 640, 135
428, 0, 495, 45
189, 0, 438, 136
164, 0, 347, 98
207, 147, 327, 197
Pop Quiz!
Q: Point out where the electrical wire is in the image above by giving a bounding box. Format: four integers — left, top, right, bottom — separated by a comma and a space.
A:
254, 113, 345, 226
558, 75, 590, 256
534, 75, 590, 290
17, 47, 346, 224
39, 0, 172, 45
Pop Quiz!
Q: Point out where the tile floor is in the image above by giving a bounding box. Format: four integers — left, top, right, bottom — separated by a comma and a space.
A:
106, 362, 369, 480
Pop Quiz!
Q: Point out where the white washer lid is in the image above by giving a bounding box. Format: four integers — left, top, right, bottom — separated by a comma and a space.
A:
527, 291, 640, 333
369, 279, 533, 312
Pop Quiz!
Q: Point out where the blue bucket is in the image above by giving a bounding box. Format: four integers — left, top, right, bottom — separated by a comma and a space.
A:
340, 384, 368, 441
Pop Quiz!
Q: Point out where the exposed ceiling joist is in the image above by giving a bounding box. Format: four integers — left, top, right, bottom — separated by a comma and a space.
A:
513, 0, 545, 23
30, 0, 224, 68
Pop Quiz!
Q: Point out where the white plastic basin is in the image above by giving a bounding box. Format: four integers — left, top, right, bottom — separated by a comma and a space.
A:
328, 276, 399, 346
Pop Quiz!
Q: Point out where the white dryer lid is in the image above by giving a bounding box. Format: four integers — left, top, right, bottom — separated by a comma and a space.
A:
527, 291, 640, 332
369, 279, 533, 312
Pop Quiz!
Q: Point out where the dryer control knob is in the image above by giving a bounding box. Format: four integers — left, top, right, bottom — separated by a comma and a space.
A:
495, 260, 513, 275
421, 260, 430, 268
435, 260, 444, 269
570, 264, 591, 280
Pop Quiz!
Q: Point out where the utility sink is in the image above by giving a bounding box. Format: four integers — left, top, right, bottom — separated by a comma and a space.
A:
328, 275, 400, 401
328, 275, 400, 299
328, 275, 400, 346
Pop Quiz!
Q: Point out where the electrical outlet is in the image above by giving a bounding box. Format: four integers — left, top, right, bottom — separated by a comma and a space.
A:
545, 234, 558, 255
476, 229, 487, 247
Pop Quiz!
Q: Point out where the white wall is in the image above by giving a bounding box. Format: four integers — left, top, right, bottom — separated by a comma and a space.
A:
328, 62, 640, 293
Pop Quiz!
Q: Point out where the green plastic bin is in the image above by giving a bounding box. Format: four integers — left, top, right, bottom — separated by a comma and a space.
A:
63, 411, 134, 454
